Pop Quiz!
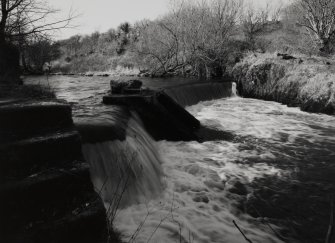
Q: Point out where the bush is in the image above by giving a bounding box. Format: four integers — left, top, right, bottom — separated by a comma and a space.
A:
232, 52, 335, 114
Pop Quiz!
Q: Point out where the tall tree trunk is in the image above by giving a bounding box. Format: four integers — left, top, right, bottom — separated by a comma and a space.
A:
0, 1, 22, 86
0, 42, 22, 85
320, 38, 334, 55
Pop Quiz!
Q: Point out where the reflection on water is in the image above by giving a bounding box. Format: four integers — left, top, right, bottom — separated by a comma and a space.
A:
24, 76, 335, 243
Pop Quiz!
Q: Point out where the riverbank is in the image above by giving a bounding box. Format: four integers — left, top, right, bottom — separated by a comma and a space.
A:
232, 53, 335, 115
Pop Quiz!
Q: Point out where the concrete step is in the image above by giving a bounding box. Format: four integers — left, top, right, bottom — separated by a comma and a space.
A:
0, 100, 74, 142
0, 163, 108, 243
0, 130, 82, 180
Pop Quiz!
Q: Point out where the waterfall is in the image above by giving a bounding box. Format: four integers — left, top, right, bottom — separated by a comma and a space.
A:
81, 111, 164, 210
164, 82, 236, 107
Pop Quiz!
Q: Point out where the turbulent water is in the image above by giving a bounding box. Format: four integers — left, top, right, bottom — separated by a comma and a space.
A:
112, 98, 335, 243
24, 76, 335, 243
81, 113, 164, 208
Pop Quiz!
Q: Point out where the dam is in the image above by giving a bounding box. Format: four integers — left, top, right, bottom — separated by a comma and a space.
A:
19, 75, 335, 243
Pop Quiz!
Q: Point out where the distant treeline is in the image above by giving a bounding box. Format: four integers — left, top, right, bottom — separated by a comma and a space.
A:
22, 0, 335, 78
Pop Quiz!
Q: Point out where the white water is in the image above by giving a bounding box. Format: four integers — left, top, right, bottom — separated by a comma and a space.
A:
114, 97, 334, 243
82, 113, 164, 207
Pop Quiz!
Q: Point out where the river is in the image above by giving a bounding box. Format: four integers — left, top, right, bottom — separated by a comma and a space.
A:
25, 75, 335, 243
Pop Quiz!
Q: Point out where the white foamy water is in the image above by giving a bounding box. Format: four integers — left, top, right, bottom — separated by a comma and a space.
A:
82, 113, 164, 207
112, 97, 335, 243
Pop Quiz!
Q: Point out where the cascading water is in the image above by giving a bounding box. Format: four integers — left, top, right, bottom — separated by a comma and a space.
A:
108, 97, 335, 243
81, 112, 164, 208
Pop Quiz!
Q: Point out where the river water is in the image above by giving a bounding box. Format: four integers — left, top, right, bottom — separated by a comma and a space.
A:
25, 75, 335, 243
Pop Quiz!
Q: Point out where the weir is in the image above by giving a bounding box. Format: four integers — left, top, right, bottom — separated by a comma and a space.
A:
164, 81, 236, 107
102, 81, 236, 141
79, 112, 164, 211
79, 80, 236, 210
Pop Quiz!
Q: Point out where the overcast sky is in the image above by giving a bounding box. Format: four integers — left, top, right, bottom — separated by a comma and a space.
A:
49, 0, 290, 40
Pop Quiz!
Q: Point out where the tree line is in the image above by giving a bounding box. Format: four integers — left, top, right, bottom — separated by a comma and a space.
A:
1, 0, 335, 82
0, 0, 74, 83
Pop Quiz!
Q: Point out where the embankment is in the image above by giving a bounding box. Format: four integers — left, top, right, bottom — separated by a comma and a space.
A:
232, 53, 335, 115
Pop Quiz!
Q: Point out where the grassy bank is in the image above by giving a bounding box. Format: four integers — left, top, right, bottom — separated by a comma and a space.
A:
232, 53, 335, 115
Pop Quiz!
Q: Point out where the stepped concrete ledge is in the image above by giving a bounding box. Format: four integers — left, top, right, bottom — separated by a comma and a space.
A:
0, 100, 74, 138
0, 130, 82, 180
0, 163, 107, 243
0, 98, 108, 243
75, 108, 131, 143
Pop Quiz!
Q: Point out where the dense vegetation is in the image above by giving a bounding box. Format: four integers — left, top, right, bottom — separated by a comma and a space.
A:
232, 52, 335, 114
2, 0, 335, 80
24, 0, 334, 79
0, 0, 74, 84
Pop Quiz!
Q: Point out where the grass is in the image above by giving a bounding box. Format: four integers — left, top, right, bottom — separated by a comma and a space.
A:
232, 52, 335, 114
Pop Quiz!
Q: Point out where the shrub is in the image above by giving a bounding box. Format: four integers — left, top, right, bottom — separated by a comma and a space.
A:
232, 52, 335, 114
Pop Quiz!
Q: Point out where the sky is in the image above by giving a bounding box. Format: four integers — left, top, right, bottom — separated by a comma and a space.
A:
48, 0, 290, 40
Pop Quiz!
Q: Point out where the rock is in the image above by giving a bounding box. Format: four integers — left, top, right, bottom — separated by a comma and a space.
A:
125, 79, 142, 89
110, 79, 143, 94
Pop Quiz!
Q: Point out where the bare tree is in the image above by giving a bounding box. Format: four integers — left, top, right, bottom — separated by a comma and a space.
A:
295, 0, 335, 54
0, 0, 75, 84
134, 0, 243, 78
242, 4, 269, 50
241, 2, 282, 50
